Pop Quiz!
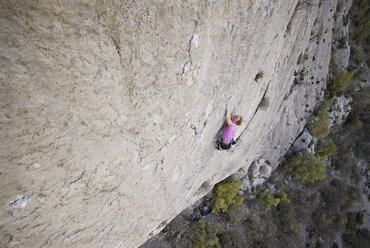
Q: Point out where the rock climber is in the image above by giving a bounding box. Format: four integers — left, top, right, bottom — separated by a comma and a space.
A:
217, 107, 243, 150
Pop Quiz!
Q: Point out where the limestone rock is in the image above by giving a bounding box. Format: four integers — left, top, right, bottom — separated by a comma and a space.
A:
333, 0, 352, 42
327, 96, 352, 126
239, 158, 272, 192
355, 80, 370, 91
290, 128, 316, 156
333, 45, 351, 70
332, 0, 352, 70
0, 0, 338, 247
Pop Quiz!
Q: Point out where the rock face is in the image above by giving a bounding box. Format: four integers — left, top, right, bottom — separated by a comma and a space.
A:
237, 158, 273, 192
332, 0, 352, 70
327, 96, 352, 127
290, 128, 316, 156
0, 0, 337, 247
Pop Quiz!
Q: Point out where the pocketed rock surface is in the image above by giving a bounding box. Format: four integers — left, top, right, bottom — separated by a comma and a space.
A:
0, 0, 338, 247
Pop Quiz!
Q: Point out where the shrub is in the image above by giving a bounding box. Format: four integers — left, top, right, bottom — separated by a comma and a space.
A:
275, 200, 297, 234
328, 70, 354, 96
254, 71, 264, 82
339, 37, 348, 49
311, 179, 356, 236
333, 147, 355, 174
259, 191, 280, 210
227, 204, 245, 222
258, 191, 290, 210
345, 113, 363, 132
300, 67, 309, 79
346, 212, 364, 230
309, 118, 330, 139
352, 67, 367, 81
350, 45, 362, 64
313, 207, 345, 236
315, 142, 337, 159
315, 100, 329, 118
218, 232, 233, 248
343, 211, 369, 248
283, 155, 326, 183
351, 88, 370, 112
317, 26, 325, 41
278, 191, 290, 203
350, 0, 370, 45
244, 215, 280, 247
212, 177, 243, 214
343, 228, 370, 248
190, 219, 221, 248
341, 187, 362, 212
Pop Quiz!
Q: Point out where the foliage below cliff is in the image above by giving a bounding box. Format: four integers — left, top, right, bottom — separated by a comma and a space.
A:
189, 219, 221, 248
211, 178, 243, 215
282, 155, 326, 182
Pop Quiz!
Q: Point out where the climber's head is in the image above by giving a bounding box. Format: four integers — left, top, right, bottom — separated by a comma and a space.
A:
231, 115, 242, 126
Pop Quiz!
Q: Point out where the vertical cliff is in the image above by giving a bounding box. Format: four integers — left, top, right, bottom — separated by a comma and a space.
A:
0, 0, 336, 247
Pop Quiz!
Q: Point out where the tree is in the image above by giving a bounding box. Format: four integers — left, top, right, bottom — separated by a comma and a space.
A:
283, 155, 326, 183
212, 177, 243, 214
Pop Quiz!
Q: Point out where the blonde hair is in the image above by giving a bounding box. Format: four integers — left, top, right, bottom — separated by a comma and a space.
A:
236, 116, 243, 126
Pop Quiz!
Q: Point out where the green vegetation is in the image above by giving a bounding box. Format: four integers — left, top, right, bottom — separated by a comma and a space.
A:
328, 70, 354, 96
350, 45, 362, 64
317, 26, 325, 41
244, 214, 280, 247
312, 179, 362, 239
351, 87, 370, 112
350, 0, 370, 45
226, 205, 245, 222
346, 211, 364, 230
315, 142, 337, 159
212, 177, 243, 214
343, 229, 370, 248
282, 155, 326, 183
343, 212, 370, 248
300, 67, 309, 79
275, 200, 297, 234
218, 232, 233, 247
339, 37, 348, 49
259, 191, 280, 210
189, 219, 221, 248
309, 118, 330, 139
344, 113, 363, 132
278, 191, 290, 203
315, 100, 329, 118
308, 100, 332, 139
259, 191, 290, 210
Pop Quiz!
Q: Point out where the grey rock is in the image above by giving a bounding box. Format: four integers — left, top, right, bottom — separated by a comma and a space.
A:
291, 128, 315, 155
332, 0, 352, 71
355, 80, 370, 91
327, 96, 352, 126
333, 45, 350, 70
0, 0, 338, 247
265, 182, 276, 192
240, 158, 274, 192
246, 195, 257, 201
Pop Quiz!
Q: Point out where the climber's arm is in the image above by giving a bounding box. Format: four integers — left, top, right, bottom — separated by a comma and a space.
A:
226, 107, 232, 126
